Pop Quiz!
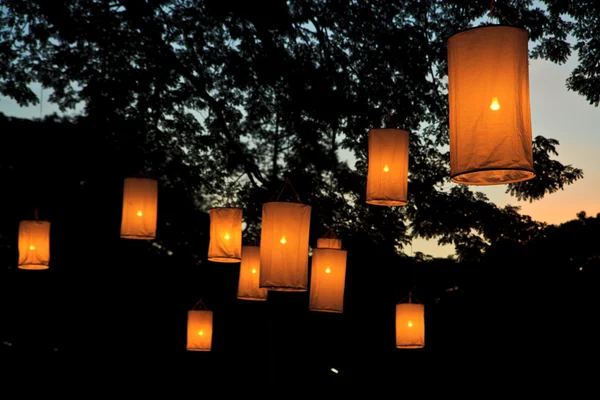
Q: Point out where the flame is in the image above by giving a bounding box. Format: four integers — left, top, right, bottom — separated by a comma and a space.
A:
325, 267, 331, 274
252, 268, 257, 274
490, 97, 500, 111
408, 320, 413, 328
280, 236, 287, 244
383, 164, 390, 172
198, 330, 204, 336
136, 210, 143, 217
29, 245, 35, 251
224, 233, 230, 240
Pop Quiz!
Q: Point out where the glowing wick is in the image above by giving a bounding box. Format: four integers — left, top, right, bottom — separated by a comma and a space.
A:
224, 233, 230, 240
29, 245, 35, 251
136, 210, 143, 217
280, 236, 287, 244
251, 268, 257, 274
490, 97, 500, 111
198, 330, 204, 336
383, 164, 390, 172
408, 321, 413, 328
325, 267, 331, 274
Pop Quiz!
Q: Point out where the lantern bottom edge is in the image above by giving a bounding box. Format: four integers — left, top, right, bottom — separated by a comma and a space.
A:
237, 296, 268, 301
207, 256, 241, 263
260, 285, 307, 292
120, 234, 156, 240
18, 264, 49, 270
396, 344, 425, 349
451, 168, 535, 185
309, 308, 343, 314
366, 199, 407, 206
186, 348, 212, 352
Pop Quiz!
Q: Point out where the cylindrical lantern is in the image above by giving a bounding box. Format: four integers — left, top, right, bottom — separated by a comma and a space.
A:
186, 310, 213, 351
447, 26, 535, 185
18, 220, 51, 270
237, 246, 268, 301
316, 237, 342, 249
366, 128, 409, 206
207, 207, 243, 263
259, 201, 311, 292
309, 247, 347, 313
395, 303, 425, 349
120, 177, 158, 240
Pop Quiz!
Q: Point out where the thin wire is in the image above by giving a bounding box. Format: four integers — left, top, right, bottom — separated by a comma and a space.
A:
191, 298, 208, 310
39, 86, 43, 120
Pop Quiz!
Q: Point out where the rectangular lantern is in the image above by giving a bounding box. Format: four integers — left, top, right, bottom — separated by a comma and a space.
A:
309, 247, 347, 313
259, 201, 311, 292
120, 177, 158, 240
186, 310, 213, 351
208, 207, 243, 263
237, 246, 268, 301
366, 128, 409, 206
18, 220, 51, 270
395, 303, 425, 349
447, 25, 535, 185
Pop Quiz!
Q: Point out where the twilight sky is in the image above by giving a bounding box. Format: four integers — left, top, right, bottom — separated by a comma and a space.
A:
1, 34, 598, 259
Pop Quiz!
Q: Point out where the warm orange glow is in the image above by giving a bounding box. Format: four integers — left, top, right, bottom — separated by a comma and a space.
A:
447, 26, 535, 185
316, 238, 342, 249
237, 246, 268, 301
120, 177, 158, 240
18, 220, 51, 270
187, 310, 213, 351
396, 303, 425, 349
309, 247, 347, 313
490, 97, 500, 111
366, 128, 409, 206
207, 207, 242, 263
260, 202, 311, 292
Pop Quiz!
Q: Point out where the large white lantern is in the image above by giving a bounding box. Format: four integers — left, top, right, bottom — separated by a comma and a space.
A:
237, 246, 268, 301
207, 207, 243, 263
447, 25, 535, 185
120, 177, 158, 240
18, 220, 51, 270
259, 201, 311, 292
395, 299, 425, 349
366, 128, 409, 206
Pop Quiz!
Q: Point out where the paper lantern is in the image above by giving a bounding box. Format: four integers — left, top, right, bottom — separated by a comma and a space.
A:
366, 128, 409, 206
237, 246, 268, 301
259, 201, 311, 292
316, 237, 342, 249
309, 247, 347, 313
395, 302, 425, 349
447, 25, 535, 185
18, 220, 50, 270
120, 177, 158, 240
186, 310, 213, 351
207, 207, 242, 263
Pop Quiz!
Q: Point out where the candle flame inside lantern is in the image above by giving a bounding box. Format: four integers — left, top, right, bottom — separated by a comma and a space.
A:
408, 320, 413, 328
29, 245, 35, 251
224, 233, 230, 240
325, 267, 331, 274
137, 210, 143, 217
280, 236, 287, 244
251, 268, 257, 274
198, 330, 204, 336
490, 97, 500, 111
383, 164, 390, 172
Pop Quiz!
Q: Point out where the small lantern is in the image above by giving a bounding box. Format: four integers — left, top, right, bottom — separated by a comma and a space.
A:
237, 246, 268, 301
259, 201, 311, 292
120, 177, 158, 240
309, 246, 347, 313
316, 237, 342, 249
447, 25, 535, 185
186, 305, 213, 352
207, 207, 243, 263
18, 220, 51, 270
395, 295, 425, 349
366, 128, 409, 206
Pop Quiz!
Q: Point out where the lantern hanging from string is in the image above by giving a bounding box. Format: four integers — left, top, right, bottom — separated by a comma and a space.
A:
260, 179, 311, 292
186, 300, 213, 352
309, 232, 347, 313
207, 207, 243, 263
18, 213, 51, 270
395, 292, 425, 349
447, 25, 535, 185
366, 128, 409, 206
237, 246, 268, 301
316, 237, 342, 250
120, 177, 158, 240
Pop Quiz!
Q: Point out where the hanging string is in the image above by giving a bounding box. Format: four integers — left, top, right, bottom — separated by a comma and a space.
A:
191, 298, 208, 310
33, 208, 39, 220
39, 85, 43, 120
275, 177, 302, 203
225, 171, 246, 206
488, 0, 515, 26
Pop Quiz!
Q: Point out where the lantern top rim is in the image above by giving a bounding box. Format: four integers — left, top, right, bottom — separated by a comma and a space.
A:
20, 218, 50, 224
263, 200, 310, 207
368, 127, 410, 134
448, 24, 529, 42
125, 176, 158, 182
208, 206, 244, 211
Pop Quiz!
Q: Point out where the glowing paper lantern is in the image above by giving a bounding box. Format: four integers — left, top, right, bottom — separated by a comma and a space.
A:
120, 177, 158, 240
447, 25, 535, 185
309, 246, 347, 313
259, 201, 311, 291
186, 309, 213, 352
207, 207, 242, 263
395, 302, 425, 349
366, 128, 409, 206
316, 237, 342, 249
18, 220, 50, 270
237, 246, 268, 301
